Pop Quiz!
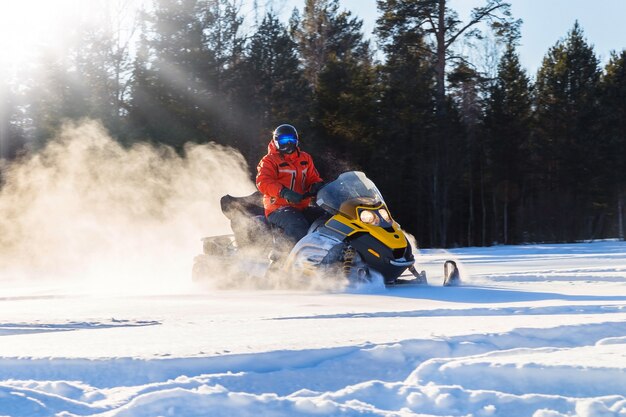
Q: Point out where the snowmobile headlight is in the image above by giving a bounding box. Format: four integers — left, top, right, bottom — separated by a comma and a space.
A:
379, 208, 391, 223
359, 209, 379, 225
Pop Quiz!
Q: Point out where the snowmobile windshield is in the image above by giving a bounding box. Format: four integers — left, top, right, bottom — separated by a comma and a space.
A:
316, 171, 385, 219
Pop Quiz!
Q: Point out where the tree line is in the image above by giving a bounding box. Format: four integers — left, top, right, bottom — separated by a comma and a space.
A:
1, 0, 625, 248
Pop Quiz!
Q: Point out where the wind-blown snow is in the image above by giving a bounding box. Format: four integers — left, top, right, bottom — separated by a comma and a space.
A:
1, 240, 626, 416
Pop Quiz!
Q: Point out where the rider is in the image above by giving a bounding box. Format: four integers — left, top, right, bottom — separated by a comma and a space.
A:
256, 124, 325, 246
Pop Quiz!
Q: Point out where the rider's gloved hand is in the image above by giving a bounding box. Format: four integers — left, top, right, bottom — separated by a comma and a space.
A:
308, 182, 324, 194
280, 187, 303, 204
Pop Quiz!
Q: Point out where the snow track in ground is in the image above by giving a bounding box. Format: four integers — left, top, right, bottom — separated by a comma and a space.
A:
1, 241, 626, 416
2, 320, 626, 416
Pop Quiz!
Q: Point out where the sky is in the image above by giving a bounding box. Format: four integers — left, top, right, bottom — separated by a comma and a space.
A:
266, 0, 626, 76
1, 0, 624, 79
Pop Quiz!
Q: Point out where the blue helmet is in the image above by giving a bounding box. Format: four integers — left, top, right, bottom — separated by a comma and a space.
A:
273, 124, 299, 154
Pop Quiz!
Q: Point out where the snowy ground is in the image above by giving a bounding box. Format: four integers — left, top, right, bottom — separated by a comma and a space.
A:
1, 240, 626, 417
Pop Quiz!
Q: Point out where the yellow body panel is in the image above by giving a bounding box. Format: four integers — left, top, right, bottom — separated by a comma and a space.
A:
324, 204, 408, 250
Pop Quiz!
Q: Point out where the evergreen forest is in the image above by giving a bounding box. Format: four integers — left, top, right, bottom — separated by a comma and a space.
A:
1, 0, 625, 248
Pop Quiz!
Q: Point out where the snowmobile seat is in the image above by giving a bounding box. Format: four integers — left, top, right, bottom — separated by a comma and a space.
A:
221, 192, 270, 247
220, 192, 265, 218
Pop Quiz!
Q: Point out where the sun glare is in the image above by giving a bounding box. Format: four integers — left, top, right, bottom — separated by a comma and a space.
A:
1, 1, 71, 69
0, 0, 140, 76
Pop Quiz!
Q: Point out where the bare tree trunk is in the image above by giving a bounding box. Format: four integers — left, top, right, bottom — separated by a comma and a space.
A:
517, 198, 523, 244
428, 0, 511, 246
619, 192, 624, 240
430, 0, 447, 247
503, 194, 509, 244
435, 0, 447, 118
467, 165, 474, 246
481, 164, 487, 246
491, 189, 500, 243
0, 77, 6, 160
441, 181, 448, 247
431, 171, 439, 245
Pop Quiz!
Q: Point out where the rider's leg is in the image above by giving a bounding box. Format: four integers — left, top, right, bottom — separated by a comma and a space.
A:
267, 207, 310, 245
302, 206, 327, 225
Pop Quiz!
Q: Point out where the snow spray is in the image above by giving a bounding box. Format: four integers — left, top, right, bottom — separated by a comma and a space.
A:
0, 120, 255, 293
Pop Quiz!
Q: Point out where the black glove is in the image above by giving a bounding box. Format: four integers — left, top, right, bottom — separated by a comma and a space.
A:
308, 182, 324, 194
280, 187, 303, 204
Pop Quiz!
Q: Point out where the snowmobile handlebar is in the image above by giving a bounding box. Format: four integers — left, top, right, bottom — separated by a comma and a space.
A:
303, 182, 326, 199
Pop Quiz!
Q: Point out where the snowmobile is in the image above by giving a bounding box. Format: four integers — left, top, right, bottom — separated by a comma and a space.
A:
192, 171, 460, 287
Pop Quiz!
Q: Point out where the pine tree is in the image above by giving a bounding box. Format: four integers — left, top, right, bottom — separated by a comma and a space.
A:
375, 0, 518, 247
27, 49, 88, 148
290, 0, 336, 90
314, 51, 377, 171
230, 12, 310, 165
599, 50, 626, 239
374, 7, 436, 245
246, 13, 308, 128
0, 78, 28, 161
199, 0, 245, 140
127, 8, 156, 143
290, 0, 375, 178
484, 43, 531, 244
126, 0, 245, 149
447, 62, 487, 246
132, 0, 211, 147
376, 0, 518, 121
73, 22, 127, 135
23, 2, 135, 148
533, 22, 601, 241
309, 2, 374, 167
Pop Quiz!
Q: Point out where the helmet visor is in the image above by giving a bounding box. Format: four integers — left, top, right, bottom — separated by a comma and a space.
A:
276, 134, 298, 147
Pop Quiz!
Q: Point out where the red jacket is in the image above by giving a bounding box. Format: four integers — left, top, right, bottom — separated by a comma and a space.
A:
256, 140, 323, 217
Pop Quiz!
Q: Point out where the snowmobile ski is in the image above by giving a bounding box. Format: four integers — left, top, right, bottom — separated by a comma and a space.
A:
443, 260, 460, 286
